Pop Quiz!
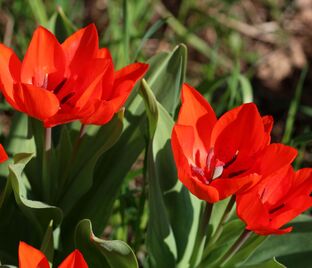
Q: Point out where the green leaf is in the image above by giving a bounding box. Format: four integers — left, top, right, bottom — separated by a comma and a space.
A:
244, 215, 312, 268
75, 219, 138, 268
59, 112, 124, 214
237, 74, 253, 103
9, 153, 63, 236
141, 79, 201, 268
282, 65, 308, 144
222, 234, 267, 268
145, 44, 187, 116
40, 220, 54, 263
27, 0, 49, 27
200, 219, 246, 268
53, 6, 77, 42
240, 258, 286, 268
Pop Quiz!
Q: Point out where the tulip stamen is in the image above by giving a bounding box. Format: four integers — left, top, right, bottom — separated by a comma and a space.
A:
224, 150, 239, 169
53, 79, 67, 94
269, 203, 285, 214
191, 165, 210, 184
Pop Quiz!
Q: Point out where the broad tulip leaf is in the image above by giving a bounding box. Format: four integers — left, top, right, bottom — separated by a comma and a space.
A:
199, 219, 246, 268
240, 258, 286, 268
59, 111, 124, 214
75, 219, 138, 268
9, 153, 63, 235
222, 234, 267, 268
65, 44, 187, 236
141, 79, 201, 268
243, 215, 312, 268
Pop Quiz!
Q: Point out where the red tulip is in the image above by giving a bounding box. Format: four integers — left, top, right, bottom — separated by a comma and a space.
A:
171, 83, 297, 203
0, 24, 148, 127
0, 144, 8, 163
18, 241, 88, 268
236, 166, 312, 235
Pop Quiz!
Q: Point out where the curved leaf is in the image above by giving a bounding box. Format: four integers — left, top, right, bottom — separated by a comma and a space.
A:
9, 153, 63, 235
75, 219, 138, 268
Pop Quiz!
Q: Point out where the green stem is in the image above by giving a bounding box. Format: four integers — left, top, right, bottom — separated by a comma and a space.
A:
43, 127, 52, 202
189, 202, 213, 267
122, 0, 130, 65
202, 196, 236, 259
282, 65, 308, 144
45, 127, 52, 151
218, 229, 252, 267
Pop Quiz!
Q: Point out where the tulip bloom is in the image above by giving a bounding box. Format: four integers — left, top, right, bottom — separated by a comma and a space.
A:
236, 166, 312, 235
171, 83, 297, 203
18, 241, 88, 268
0, 24, 148, 127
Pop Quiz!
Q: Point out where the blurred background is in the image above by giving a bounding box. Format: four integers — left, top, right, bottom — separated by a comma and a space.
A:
0, 0, 311, 254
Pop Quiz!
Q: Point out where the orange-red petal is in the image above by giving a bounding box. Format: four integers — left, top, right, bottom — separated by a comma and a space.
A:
257, 143, 297, 176
0, 144, 8, 163
80, 99, 115, 125
211, 173, 261, 201
21, 26, 65, 91
0, 44, 22, 109
58, 249, 88, 268
178, 84, 217, 164
14, 83, 60, 120
212, 103, 266, 164
107, 63, 148, 110
62, 24, 98, 76
18, 242, 50, 268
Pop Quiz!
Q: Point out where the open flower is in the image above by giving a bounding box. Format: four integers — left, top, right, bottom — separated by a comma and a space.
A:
236, 166, 312, 235
171, 83, 297, 203
0, 24, 148, 127
19, 241, 88, 268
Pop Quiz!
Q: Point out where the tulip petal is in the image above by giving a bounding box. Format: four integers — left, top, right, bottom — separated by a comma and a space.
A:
212, 103, 266, 164
18, 242, 50, 268
171, 124, 220, 202
62, 24, 98, 76
257, 143, 297, 176
15, 83, 60, 120
0, 44, 22, 109
80, 99, 115, 125
211, 173, 261, 201
172, 124, 195, 164
59, 249, 88, 268
21, 26, 65, 91
44, 105, 80, 127
262, 115, 273, 144
107, 63, 149, 110
0, 144, 8, 163
178, 84, 217, 155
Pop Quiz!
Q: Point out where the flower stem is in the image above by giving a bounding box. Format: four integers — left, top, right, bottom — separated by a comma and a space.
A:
189, 202, 213, 267
42, 127, 52, 202
202, 196, 236, 259
44, 127, 52, 151
218, 229, 252, 266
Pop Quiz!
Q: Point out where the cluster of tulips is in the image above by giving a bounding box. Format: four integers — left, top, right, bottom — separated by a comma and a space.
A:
0, 22, 311, 268
172, 83, 312, 236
